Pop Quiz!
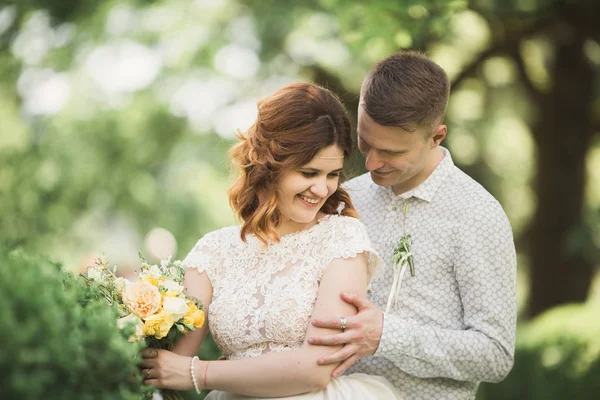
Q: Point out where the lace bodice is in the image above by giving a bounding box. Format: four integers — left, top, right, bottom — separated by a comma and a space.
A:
181, 214, 380, 360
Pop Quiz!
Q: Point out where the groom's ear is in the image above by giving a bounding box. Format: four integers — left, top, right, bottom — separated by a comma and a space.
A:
430, 124, 447, 147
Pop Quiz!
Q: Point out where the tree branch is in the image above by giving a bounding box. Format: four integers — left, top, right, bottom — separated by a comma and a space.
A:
451, 46, 503, 89
451, 9, 562, 89
305, 65, 360, 116
507, 41, 545, 104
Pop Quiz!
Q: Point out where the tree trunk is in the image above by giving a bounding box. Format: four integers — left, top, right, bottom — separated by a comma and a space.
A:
527, 31, 595, 318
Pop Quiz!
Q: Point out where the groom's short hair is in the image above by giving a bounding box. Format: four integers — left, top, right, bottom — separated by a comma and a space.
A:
361, 51, 450, 130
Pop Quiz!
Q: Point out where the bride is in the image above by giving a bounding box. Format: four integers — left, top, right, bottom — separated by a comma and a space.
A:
139, 82, 401, 399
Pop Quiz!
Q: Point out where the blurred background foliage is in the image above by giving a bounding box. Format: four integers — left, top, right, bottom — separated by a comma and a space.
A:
1, 0, 599, 398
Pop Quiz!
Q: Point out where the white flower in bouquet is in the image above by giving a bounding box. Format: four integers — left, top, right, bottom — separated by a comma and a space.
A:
160, 257, 172, 269
115, 277, 128, 292
117, 313, 145, 342
148, 264, 163, 278
87, 267, 104, 282
162, 296, 189, 320
161, 279, 184, 293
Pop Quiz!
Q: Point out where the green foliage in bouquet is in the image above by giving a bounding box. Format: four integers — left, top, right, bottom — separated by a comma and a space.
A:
0, 247, 153, 399
477, 302, 600, 400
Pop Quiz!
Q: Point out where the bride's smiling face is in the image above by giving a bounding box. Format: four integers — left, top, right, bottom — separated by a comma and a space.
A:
275, 145, 344, 235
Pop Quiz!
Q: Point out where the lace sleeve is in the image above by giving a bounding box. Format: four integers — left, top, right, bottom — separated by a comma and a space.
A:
323, 216, 383, 280
181, 235, 215, 282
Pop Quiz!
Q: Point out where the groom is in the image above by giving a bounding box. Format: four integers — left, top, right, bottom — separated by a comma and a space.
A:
309, 51, 517, 399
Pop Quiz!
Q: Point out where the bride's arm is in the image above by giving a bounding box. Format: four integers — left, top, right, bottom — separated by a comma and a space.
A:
141, 253, 369, 397
171, 268, 213, 357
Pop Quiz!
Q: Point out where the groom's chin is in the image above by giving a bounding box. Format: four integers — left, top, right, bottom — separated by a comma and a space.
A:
369, 172, 394, 186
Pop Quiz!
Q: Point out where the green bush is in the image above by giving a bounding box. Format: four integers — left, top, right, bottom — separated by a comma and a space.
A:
478, 303, 600, 400
0, 247, 150, 399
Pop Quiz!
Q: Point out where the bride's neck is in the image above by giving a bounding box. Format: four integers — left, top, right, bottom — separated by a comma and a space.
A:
274, 212, 325, 238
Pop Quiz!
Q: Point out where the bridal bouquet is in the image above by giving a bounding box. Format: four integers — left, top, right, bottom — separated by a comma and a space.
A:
83, 254, 205, 400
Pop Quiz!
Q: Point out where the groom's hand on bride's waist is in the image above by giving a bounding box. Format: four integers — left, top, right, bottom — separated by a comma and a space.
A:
308, 292, 384, 378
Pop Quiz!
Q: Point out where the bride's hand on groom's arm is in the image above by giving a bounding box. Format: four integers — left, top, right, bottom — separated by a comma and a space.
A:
308, 292, 384, 377
138, 348, 197, 391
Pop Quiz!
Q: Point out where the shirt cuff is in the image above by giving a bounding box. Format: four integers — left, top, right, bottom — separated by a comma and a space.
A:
373, 312, 410, 360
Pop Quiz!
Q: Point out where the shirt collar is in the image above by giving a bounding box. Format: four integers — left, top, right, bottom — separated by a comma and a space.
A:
377, 147, 454, 203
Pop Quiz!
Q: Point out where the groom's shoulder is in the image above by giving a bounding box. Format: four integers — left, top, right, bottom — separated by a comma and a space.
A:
447, 166, 508, 220
343, 172, 372, 194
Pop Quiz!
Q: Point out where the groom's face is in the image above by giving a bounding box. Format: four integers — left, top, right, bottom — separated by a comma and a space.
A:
357, 105, 444, 195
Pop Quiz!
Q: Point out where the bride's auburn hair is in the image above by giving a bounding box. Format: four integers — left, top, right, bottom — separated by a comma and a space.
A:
228, 82, 358, 244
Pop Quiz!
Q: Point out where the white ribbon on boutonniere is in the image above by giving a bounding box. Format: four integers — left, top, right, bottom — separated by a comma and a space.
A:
386, 201, 415, 313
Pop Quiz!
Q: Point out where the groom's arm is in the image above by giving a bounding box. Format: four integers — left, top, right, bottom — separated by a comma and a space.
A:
312, 204, 517, 382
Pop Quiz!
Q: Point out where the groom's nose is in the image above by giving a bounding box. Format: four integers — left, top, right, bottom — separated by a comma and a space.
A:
364, 150, 384, 171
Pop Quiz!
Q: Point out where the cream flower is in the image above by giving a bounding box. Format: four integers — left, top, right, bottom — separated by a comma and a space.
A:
122, 281, 161, 319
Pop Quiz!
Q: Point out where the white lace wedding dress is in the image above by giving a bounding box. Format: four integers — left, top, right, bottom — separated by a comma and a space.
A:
182, 214, 401, 400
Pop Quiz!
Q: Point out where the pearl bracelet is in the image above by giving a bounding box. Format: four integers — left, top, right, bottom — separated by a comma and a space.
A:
190, 356, 201, 394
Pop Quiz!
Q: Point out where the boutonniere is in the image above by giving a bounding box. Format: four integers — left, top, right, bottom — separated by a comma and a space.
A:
386, 202, 414, 313
392, 233, 415, 277
392, 202, 415, 277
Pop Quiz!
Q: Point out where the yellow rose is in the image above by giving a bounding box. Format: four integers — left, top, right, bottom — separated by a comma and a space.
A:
184, 303, 205, 328
143, 310, 174, 339
122, 281, 161, 319
141, 275, 160, 287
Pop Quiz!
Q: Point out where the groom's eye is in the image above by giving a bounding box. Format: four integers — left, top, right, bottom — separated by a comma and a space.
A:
383, 149, 406, 156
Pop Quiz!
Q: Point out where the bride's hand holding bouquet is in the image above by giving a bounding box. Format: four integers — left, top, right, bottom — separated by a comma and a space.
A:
83, 255, 205, 400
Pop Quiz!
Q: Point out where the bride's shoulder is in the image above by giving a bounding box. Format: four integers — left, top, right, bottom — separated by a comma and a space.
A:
191, 225, 242, 249
316, 214, 379, 276
323, 214, 368, 233
204, 225, 241, 238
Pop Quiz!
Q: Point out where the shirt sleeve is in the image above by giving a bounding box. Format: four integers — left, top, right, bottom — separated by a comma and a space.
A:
374, 201, 517, 382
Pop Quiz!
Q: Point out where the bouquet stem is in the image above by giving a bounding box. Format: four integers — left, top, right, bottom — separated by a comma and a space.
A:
146, 339, 183, 400
161, 390, 184, 400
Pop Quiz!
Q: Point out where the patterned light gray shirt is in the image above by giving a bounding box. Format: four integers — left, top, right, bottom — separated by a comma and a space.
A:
344, 148, 517, 400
